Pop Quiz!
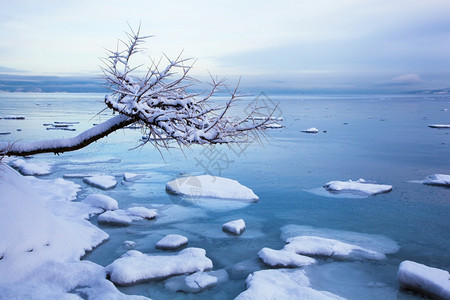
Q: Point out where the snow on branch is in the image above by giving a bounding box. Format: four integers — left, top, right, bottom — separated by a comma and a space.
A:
1, 27, 274, 157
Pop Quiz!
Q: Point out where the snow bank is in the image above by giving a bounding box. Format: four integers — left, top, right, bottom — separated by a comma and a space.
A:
281, 225, 399, 257
9, 158, 52, 175
126, 206, 158, 219
222, 219, 246, 235
166, 175, 259, 201
0, 165, 108, 285
284, 236, 386, 260
324, 179, 392, 196
83, 194, 119, 211
302, 127, 319, 133
423, 174, 450, 186
258, 247, 316, 268
398, 260, 450, 300
105, 248, 213, 285
156, 234, 188, 250
164, 269, 228, 293
84, 175, 117, 190
235, 269, 345, 300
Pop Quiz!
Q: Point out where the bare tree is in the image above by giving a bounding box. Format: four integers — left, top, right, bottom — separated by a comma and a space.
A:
0, 27, 274, 157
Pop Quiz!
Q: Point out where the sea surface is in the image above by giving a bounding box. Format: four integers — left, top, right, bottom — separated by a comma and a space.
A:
1, 92, 449, 299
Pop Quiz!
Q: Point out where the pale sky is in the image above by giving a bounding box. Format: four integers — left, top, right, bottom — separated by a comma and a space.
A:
1, 0, 450, 92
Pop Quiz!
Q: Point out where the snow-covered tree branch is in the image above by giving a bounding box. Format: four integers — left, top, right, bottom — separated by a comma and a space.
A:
0, 27, 273, 157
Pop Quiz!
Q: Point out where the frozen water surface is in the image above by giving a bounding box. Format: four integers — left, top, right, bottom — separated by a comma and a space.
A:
1, 93, 449, 299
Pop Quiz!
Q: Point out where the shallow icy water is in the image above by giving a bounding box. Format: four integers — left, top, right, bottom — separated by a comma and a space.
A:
1, 92, 449, 299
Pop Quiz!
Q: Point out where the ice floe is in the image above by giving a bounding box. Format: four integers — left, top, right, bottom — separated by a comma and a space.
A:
83, 194, 119, 211
83, 175, 117, 190
263, 123, 283, 129
2, 115, 25, 120
428, 124, 450, 128
164, 269, 228, 293
156, 234, 188, 250
302, 127, 319, 133
105, 248, 213, 285
398, 260, 450, 300
324, 179, 392, 196
97, 210, 143, 226
284, 236, 386, 260
126, 206, 158, 219
123, 172, 145, 182
9, 158, 52, 175
258, 247, 316, 268
423, 174, 450, 186
235, 269, 345, 300
166, 175, 259, 201
222, 219, 246, 235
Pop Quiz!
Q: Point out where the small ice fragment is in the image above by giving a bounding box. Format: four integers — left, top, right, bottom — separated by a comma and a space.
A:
258, 247, 316, 268
423, 174, 450, 186
156, 234, 188, 250
222, 219, 246, 235
302, 127, 319, 133
123, 241, 136, 250
428, 124, 450, 128
83, 175, 117, 190
123, 172, 144, 182
83, 194, 118, 211
126, 206, 157, 219
324, 179, 392, 196
398, 260, 450, 300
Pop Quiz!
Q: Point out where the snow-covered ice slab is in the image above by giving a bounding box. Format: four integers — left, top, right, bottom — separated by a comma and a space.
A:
97, 210, 143, 226
398, 260, 450, 300
164, 271, 220, 293
302, 127, 319, 133
324, 179, 392, 196
126, 206, 158, 219
83, 175, 117, 190
284, 236, 386, 260
123, 172, 145, 182
235, 269, 345, 300
83, 194, 118, 211
423, 174, 450, 187
222, 219, 246, 235
263, 123, 283, 129
258, 247, 316, 268
9, 158, 52, 175
106, 248, 213, 285
156, 234, 188, 250
428, 124, 450, 128
166, 175, 259, 201
281, 225, 399, 257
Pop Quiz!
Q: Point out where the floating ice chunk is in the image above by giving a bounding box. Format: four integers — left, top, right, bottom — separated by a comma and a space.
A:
164, 270, 227, 293
156, 234, 188, 250
123, 241, 136, 250
284, 236, 386, 260
3, 115, 25, 120
428, 124, 450, 128
324, 179, 392, 196
235, 269, 345, 300
10, 158, 52, 175
302, 127, 319, 133
105, 248, 213, 285
166, 175, 259, 201
126, 206, 157, 219
258, 247, 316, 268
281, 225, 399, 255
263, 123, 283, 129
83, 194, 118, 211
222, 219, 246, 235
398, 260, 450, 300
97, 210, 134, 226
423, 174, 450, 186
83, 175, 117, 190
0, 132, 11, 135
123, 172, 145, 182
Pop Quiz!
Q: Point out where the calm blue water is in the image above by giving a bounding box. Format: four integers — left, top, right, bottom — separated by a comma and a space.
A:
1, 92, 449, 299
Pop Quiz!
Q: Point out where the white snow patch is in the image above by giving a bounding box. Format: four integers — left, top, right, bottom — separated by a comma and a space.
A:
105, 248, 213, 285
126, 206, 158, 219
164, 270, 228, 293
83, 194, 119, 211
84, 175, 117, 190
284, 236, 386, 260
222, 219, 246, 235
423, 174, 450, 186
324, 179, 392, 196
166, 175, 258, 201
97, 210, 142, 226
398, 260, 450, 300
156, 234, 188, 250
123, 172, 145, 182
258, 247, 316, 268
263, 123, 283, 129
9, 158, 52, 175
235, 269, 345, 300
302, 127, 319, 133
